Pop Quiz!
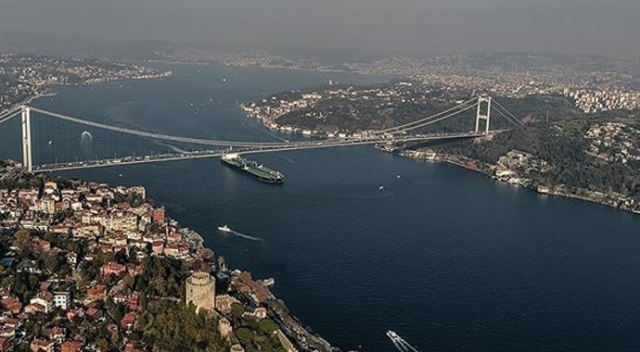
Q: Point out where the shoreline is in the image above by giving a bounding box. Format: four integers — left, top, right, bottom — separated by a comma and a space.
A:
146, 58, 350, 74
0, 166, 337, 352
389, 149, 640, 216
0, 71, 172, 115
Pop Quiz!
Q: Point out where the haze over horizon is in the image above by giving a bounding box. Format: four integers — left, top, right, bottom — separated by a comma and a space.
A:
0, 0, 639, 59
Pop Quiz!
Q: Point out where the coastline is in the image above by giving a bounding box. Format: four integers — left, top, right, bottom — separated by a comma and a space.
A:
158, 215, 334, 351
389, 149, 640, 216
0, 70, 172, 115
0, 166, 337, 352
147, 57, 348, 74
18, 91, 58, 108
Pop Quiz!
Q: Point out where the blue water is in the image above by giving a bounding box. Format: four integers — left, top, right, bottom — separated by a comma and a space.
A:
6, 64, 640, 352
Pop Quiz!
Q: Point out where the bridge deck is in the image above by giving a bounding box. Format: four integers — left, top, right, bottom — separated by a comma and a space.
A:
32, 131, 500, 172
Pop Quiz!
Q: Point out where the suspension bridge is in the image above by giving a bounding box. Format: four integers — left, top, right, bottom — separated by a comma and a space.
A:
0, 96, 523, 173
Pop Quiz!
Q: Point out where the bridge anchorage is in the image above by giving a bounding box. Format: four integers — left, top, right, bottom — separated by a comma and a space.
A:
0, 96, 523, 173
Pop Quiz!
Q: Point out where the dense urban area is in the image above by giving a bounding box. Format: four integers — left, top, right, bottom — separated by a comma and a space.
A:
159, 49, 640, 114
0, 164, 335, 352
2, 47, 640, 351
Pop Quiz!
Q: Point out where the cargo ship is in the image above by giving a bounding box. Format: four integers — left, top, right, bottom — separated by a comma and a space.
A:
221, 153, 284, 184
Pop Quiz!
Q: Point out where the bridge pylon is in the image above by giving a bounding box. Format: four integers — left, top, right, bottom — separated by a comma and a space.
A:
21, 106, 33, 172
474, 97, 492, 133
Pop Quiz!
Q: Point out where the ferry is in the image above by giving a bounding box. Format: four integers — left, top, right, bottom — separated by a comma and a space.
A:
217, 225, 232, 232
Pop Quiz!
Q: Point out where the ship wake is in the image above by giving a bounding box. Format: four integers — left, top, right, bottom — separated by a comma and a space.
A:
229, 230, 264, 242
387, 331, 420, 352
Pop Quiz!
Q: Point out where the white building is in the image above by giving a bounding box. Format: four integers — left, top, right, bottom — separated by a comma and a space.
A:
29, 291, 53, 313
53, 291, 71, 310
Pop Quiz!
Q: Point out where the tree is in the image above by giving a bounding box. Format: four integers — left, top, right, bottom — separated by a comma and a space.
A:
41, 252, 65, 275
13, 229, 35, 255
258, 319, 278, 335
114, 248, 128, 264
230, 303, 245, 318
134, 300, 228, 352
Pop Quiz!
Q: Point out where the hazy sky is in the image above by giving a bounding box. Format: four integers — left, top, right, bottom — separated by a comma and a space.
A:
1, 0, 639, 58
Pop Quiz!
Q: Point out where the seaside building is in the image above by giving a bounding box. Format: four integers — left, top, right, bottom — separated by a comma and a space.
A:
185, 271, 216, 314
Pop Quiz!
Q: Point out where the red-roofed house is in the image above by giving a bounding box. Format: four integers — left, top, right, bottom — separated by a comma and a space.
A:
86, 307, 103, 320
127, 264, 144, 277
61, 341, 83, 352
2, 297, 22, 314
30, 291, 53, 313
101, 262, 126, 276
127, 294, 139, 311
0, 327, 15, 339
4, 318, 23, 329
30, 339, 54, 352
152, 241, 164, 255
167, 232, 181, 243
85, 285, 107, 303
120, 312, 137, 329
43, 327, 65, 343
39, 281, 52, 292
151, 207, 165, 224
66, 309, 85, 322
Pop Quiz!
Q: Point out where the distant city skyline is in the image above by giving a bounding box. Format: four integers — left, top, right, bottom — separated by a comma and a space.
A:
0, 0, 638, 59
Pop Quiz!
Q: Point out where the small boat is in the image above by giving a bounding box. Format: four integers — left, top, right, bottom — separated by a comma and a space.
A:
379, 185, 385, 190
263, 278, 275, 286
217, 225, 232, 232
386, 330, 399, 339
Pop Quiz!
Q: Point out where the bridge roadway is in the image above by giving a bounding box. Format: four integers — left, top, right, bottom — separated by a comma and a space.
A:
32, 131, 500, 173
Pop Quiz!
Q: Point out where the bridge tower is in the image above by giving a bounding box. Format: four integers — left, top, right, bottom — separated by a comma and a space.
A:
21, 106, 33, 172
474, 97, 492, 133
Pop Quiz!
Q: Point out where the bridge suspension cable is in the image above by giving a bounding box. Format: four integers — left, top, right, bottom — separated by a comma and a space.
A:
492, 105, 522, 127
28, 106, 292, 149
492, 99, 525, 127
0, 106, 22, 125
379, 97, 478, 134
391, 102, 479, 133
1, 96, 519, 173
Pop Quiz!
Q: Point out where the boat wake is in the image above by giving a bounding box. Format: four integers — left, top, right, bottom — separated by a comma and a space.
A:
229, 230, 264, 242
387, 331, 420, 352
275, 154, 296, 164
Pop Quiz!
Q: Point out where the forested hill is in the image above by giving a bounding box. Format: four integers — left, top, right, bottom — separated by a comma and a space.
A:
431, 117, 640, 208
242, 81, 586, 135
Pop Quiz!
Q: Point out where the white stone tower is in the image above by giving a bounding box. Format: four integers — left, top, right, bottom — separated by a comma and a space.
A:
185, 271, 216, 314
